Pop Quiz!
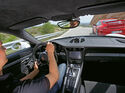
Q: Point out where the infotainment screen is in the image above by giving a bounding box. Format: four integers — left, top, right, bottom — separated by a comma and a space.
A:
69, 51, 81, 60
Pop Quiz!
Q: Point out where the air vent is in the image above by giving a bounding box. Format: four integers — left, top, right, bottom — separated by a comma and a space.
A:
70, 38, 85, 43
81, 38, 85, 42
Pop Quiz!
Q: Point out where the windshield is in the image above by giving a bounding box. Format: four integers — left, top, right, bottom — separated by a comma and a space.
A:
25, 12, 125, 39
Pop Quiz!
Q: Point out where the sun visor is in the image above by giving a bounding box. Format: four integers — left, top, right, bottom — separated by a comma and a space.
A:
77, 1, 125, 15
9, 17, 48, 30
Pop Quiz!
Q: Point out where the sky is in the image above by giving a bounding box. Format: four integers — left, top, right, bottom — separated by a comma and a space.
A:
80, 15, 94, 24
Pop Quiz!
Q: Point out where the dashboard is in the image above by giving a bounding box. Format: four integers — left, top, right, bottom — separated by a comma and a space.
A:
52, 36, 125, 48
51, 36, 125, 63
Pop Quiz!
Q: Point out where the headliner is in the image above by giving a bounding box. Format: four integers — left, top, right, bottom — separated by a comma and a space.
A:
0, 0, 125, 30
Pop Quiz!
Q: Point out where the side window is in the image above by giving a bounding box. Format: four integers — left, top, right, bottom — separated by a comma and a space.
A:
96, 21, 101, 26
0, 33, 30, 55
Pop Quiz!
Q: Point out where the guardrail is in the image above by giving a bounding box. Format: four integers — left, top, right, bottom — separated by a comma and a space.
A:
3, 31, 64, 50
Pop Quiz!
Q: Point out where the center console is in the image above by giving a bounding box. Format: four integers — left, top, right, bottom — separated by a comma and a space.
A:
62, 48, 84, 93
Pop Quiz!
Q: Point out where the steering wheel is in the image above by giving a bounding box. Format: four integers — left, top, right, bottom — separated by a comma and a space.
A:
21, 42, 47, 75
21, 42, 58, 75
32, 42, 58, 66
32, 42, 48, 66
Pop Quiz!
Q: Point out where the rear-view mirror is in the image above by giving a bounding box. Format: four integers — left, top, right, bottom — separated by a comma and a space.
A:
57, 20, 80, 29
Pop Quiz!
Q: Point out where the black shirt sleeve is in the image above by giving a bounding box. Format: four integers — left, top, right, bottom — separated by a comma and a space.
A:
0, 73, 13, 86
0, 73, 14, 93
13, 77, 50, 93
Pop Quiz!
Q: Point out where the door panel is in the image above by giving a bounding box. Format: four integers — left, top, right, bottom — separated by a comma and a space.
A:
3, 48, 33, 78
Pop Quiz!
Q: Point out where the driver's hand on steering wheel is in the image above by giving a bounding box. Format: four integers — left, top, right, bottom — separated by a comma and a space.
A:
46, 42, 55, 54
34, 61, 39, 71
20, 61, 39, 81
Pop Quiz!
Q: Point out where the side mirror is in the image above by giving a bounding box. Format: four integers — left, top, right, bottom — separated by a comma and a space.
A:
11, 42, 30, 50
57, 20, 80, 29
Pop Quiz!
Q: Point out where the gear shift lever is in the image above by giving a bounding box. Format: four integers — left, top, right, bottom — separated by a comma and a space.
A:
69, 64, 76, 77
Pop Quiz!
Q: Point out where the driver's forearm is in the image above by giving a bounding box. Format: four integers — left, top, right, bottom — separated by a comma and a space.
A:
46, 53, 59, 89
20, 69, 39, 81
0, 70, 3, 76
48, 53, 59, 78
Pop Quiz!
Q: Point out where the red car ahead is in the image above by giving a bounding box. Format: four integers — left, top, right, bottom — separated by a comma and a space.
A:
93, 19, 125, 35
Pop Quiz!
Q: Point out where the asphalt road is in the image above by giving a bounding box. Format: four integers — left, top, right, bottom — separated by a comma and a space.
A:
57, 27, 125, 93
58, 27, 92, 38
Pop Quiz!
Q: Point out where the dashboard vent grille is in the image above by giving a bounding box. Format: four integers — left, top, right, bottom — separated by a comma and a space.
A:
70, 38, 85, 43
